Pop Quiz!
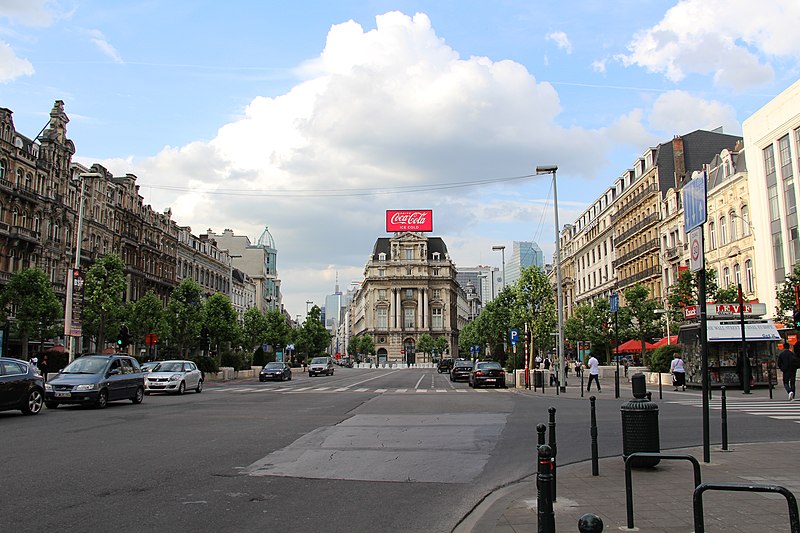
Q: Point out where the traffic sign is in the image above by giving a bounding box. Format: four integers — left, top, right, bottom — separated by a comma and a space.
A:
510, 328, 519, 345
683, 172, 707, 232
609, 293, 619, 313
689, 227, 704, 272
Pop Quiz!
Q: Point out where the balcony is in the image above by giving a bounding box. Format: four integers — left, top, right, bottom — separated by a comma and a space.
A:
612, 238, 660, 269
615, 212, 660, 244
610, 184, 658, 223
9, 226, 40, 244
664, 243, 683, 260
618, 265, 661, 288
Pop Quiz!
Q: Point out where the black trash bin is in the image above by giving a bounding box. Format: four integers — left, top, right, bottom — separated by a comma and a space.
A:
620, 373, 660, 467
534, 370, 544, 388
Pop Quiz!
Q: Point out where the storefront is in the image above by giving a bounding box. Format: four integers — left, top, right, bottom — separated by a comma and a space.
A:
678, 303, 781, 388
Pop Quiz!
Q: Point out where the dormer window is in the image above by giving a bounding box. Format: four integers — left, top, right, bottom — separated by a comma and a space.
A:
404, 248, 413, 260
378, 252, 386, 261
432, 252, 440, 261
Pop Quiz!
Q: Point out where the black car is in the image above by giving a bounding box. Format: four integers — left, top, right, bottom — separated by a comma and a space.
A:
259, 362, 292, 381
436, 358, 454, 373
0, 357, 44, 415
45, 354, 145, 409
449, 359, 473, 382
469, 361, 507, 388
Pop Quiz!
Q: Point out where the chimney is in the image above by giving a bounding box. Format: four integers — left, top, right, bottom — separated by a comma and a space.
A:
673, 136, 686, 189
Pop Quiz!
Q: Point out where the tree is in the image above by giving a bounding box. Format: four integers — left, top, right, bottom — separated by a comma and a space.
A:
667, 268, 720, 326
164, 278, 204, 357
0, 267, 62, 359
125, 290, 165, 355
263, 309, 291, 359
622, 283, 661, 364
433, 336, 449, 359
203, 293, 239, 358
775, 263, 800, 319
83, 253, 126, 350
241, 307, 268, 354
297, 305, 330, 364
513, 266, 557, 363
416, 333, 435, 361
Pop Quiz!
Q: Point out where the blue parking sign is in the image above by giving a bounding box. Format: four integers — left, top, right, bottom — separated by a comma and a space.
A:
510, 328, 518, 345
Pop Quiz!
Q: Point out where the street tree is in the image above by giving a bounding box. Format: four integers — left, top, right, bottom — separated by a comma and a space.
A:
83, 253, 126, 350
203, 293, 239, 357
433, 336, 449, 359
666, 268, 721, 326
0, 267, 62, 359
416, 333, 435, 361
241, 307, 268, 354
775, 263, 800, 320
513, 266, 556, 361
263, 309, 291, 359
622, 283, 661, 364
297, 305, 330, 364
165, 278, 204, 357
125, 290, 165, 354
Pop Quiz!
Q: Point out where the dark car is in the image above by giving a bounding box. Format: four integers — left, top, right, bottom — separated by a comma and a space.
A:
45, 354, 145, 409
436, 358, 454, 373
469, 361, 507, 389
0, 357, 44, 415
449, 359, 473, 382
308, 356, 334, 377
260, 362, 292, 382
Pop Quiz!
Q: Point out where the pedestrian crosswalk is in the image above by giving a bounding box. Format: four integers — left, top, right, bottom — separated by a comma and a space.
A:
669, 397, 800, 423
207, 385, 507, 395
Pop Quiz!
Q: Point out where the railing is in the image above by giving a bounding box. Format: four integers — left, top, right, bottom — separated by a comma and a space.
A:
10, 227, 40, 241
613, 238, 660, 268
615, 212, 660, 244
618, 265, 660, 287
693, 482, 799, 533
611, 184, 658, 223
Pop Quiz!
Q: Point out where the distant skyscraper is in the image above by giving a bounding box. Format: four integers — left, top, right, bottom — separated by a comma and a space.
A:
505, 241, 544, 286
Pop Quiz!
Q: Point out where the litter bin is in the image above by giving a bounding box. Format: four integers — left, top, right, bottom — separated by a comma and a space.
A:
620, 373, 660, 467
534, 370, 544, 388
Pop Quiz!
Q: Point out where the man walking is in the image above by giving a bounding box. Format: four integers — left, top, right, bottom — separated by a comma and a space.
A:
587, 354, 601, 392
777, 342, 798, 401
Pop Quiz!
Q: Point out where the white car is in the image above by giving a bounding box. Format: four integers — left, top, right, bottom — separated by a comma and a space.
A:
144, 360, 203, 395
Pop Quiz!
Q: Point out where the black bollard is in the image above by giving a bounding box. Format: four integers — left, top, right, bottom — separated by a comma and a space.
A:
537, 422, 547, 447
581, 370, 585, 398
615, 363, 620, 399
768, 361, 774, 400
578, 513, 604, 533
548, 407, 558, 502
537, 444, 556, 533
590, 396, 599, 476
721, 386, 728, 451
658, 371, 663, 400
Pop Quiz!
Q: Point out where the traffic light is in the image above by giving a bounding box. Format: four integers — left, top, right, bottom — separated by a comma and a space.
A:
200, 326, 210, 345
116, 325, 130, 348
793, 308, 800, 329
525, 331, 531, 343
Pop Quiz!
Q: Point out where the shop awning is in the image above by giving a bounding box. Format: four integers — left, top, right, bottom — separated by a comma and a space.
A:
706, 320, 782, 342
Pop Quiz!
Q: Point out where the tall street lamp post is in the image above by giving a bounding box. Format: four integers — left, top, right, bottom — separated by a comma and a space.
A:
492, 245, 506, 291
64, 172, 103, 362
536, 165, 565, 392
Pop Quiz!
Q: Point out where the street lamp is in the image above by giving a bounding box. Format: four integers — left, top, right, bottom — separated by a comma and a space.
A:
536, 165, 565, 392
492, 245, 506, 291
64, 172, 103, 362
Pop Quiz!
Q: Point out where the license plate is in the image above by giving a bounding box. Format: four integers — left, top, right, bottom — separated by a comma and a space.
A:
55, 391, 71, 397
485, 378, 496, 382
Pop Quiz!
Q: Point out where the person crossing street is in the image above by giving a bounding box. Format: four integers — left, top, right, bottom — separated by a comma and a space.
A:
586, 354, 601, 392
777, 342, 798, 401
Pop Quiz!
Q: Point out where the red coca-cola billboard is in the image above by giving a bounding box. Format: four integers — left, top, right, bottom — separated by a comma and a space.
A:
386, 210, 433, 232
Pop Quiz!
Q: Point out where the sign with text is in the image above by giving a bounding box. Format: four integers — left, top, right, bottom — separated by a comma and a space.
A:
68, 269, 85, 337
683, 172, 707, 232
386, 210, 433, 232
689, 227, 704, 272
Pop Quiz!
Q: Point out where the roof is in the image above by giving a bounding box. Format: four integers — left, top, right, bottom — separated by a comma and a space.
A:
372, 233, 449, 259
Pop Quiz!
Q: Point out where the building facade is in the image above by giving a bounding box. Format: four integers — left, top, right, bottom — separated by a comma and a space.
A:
350, 232, 466, 364
505, 241, 543, 286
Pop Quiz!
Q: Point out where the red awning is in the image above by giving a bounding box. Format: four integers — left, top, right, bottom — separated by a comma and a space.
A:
614, 339, 657, 354
651, 335, 678, 348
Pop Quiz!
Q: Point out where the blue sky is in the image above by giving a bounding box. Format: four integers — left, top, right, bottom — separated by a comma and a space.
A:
2, 0, 799, 316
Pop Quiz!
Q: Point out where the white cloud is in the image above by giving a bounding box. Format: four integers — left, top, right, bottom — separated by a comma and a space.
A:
591, 58, 606, 74
86, 29, 123, 64
618, 0, 799, 89
546, 31, 572, 54
94, 11, 618, 314
0, 40, 34, 82
648, 90, 740, 135
0, 0, 59, 27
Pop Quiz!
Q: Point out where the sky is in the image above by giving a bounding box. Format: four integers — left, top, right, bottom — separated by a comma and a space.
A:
2, 0, 799, 318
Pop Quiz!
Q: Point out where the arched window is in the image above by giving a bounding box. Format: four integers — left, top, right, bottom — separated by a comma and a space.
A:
741, 205, 750, 236
734, 263, 741, 287
745, 259, 754, 293
709, 221, 717, 249
729, 210, 737, 241
723, 266, 730, 287
12, 207, 19, 226
0, 159, 5, 180
719, 216, 727, 245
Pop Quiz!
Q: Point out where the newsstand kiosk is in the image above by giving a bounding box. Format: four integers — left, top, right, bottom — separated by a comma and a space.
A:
678, 303, 781, 388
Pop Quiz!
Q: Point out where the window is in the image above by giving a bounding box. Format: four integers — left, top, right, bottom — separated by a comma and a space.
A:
433, 268, 439, 276
741, 206, 750, 236
404, 308, 415, 329
378, 268, 385, 277
432, 308, 443, 329
404, 248, 413, 260
723, 267, 730, 287
728, 210, 737, 241
406, 267, 412, 276
378, 289, 386, 301
432, 289, 441, 299
378, 252, 386, 261
734, 263, 741, 287
745, 259, 754, 293
719, 216, 727, 245
709, 221, 716, 249
405, 289, 413, 299
377, 308, 388, 329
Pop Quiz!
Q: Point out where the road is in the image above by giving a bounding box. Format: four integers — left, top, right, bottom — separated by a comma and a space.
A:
2, 367, 795, 532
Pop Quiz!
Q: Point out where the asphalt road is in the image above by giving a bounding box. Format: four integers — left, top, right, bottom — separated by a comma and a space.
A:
1, 368, 793, 533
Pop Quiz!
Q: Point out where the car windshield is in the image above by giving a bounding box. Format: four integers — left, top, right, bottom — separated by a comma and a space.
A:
154, 362, 183, 372
455, 361, 472, 367
310, 357, 328, 364
477, 362, 502, 370
62, 357, 108, 374
265, 362, 284, 369
141, 362, 158, 370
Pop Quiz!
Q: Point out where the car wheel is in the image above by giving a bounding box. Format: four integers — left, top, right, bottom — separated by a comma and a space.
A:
95, 389, 108, 409
131, 386, 144, 404
45, 401, 59, 409
176, 381, 185, 395
22, 388, 44, 415
259, 377, 265, 382
195, 380, 203, 393
468, 380, 473, 388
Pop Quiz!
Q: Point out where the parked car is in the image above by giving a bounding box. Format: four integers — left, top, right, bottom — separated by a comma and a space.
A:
308, 356, 334, 377
45, 355, 145, 409
0, 357, 45, 415
469, 361, 507, 388
144, 360, 203, 394
437, 358, 454, 373
140, 361, 160, 374
450, 359, 473, 382
259, 362, 292, 382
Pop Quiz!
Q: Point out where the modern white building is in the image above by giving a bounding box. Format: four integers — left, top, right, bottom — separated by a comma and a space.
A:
743, 79, 800, 319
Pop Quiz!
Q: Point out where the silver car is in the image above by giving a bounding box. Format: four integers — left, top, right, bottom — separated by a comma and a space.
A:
144, 360, 203, 395
308, 356, 334, 377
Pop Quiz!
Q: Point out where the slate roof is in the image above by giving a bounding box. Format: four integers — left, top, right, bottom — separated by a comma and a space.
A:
372, 234, 449, 260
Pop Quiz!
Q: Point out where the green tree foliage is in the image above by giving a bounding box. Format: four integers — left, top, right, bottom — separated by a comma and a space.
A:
203, 293, 239, 357
715, 285, 740, 304
416, 333, 435, 360
513, 266, 557, 359
433, 336, 449, 358
125, 290, 165, 352
297, 305, 330, 363
83, 253, 126, 350
649, 344, 682, 373
164, 278, 204, 357
564, 299, 617, 363
241, 307, 268, 353
622, 283, 661, 364
263, 309, 291, 359
0, 267, 62, 359
775, 263, 800, 319
667, 268, 721, 326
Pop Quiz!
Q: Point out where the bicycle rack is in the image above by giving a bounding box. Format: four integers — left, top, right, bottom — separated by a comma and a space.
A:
693, 482, 800, 533
624, 453, 702, 530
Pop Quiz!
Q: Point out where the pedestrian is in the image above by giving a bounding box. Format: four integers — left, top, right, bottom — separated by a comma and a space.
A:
535, 354, 542, 369
30, 355, 38, 371
670, 352, 686, 391
543, 356, 551, 370
623, 358, 629, 378
586, 354, 601, 392
39, 355, 49, 382
574, 359, 582, 377
777, 342, 798, 401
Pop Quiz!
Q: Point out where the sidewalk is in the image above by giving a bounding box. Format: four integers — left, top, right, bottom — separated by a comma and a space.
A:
456, 376, 799, 532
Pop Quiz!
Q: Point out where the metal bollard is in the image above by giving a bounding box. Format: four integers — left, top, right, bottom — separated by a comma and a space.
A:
548, 407, 557, 502
615, 366, 620, 399
658, 371, 663, 400
721, 386, 728, 451
590, 396, 599, 476
768, 361, 774, 400
537, 444, 556, 533
537, 422, 547, 447
578, 513, 604, 532
581, 371, 585, 398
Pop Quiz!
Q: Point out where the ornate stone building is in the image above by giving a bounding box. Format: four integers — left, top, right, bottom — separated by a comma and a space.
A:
350, 232, 467, 364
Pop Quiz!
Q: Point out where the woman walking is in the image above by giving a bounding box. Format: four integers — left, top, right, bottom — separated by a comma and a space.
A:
670, 352, 686, 391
